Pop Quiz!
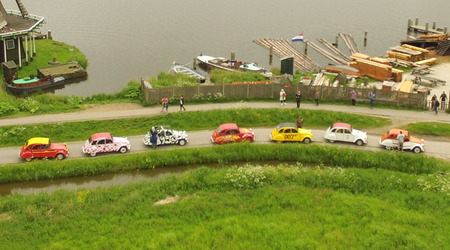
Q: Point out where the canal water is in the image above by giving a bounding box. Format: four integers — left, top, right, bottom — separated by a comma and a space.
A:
0, 165, 197, 196
3, 0, 449, 97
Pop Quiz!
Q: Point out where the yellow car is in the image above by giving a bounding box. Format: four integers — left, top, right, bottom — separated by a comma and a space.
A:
270, 122, 313, 144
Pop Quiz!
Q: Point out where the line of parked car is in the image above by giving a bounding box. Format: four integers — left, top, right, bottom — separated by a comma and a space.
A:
19, 122, 426, 162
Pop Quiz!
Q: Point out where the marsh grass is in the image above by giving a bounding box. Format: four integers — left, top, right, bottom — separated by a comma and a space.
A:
0, 108, 389, 147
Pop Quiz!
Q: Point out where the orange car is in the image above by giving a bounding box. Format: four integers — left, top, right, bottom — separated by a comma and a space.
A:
379, 129, 425, 153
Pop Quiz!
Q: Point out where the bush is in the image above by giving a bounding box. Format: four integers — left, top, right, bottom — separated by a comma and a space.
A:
0, 102, 18, 116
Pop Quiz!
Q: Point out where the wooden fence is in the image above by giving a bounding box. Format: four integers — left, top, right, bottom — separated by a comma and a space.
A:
141, 80, 428, 108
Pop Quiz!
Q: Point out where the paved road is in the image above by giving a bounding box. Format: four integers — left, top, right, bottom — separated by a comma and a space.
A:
1, 102, 449, 165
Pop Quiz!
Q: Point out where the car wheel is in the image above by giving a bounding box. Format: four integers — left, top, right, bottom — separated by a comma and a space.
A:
245, 137, 253, 143
178, 139, 186, 146
56, 153, 65, 160
90, 152, 97, 157
303, 138, 311, 144
25, 158, 32, 162
355, 140, 364, 146
328, 139, 334, 143
413, 147, 421, 154
385, 146, 392, 150
119, 147, 128, 153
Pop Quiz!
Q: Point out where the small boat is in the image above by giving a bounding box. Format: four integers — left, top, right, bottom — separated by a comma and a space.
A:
169, 63, 206, 82
5, 62, 87, 94
197, 55, 272, 77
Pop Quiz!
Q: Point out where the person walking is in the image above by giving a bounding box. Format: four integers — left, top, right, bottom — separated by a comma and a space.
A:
179, 95, 186, 111
280, 89, 286, 105
434, 100, 440, 114
396, 131, 405, 151
295, 90, 302, 108
440, 91, 447, 110
369, 91, 376, 109
161, 96, 169, 112
150, 127, 158, 149
315, 89, 320, 106
431, 94, 437, 110
350, 90, 357, 107
296, 115, 303, 128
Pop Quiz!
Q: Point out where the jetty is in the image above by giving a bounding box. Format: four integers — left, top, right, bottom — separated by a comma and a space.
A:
407, 18, 447, 35
253, 38, 321, 72
339, 33, 360, 54
308, 40, 349, 65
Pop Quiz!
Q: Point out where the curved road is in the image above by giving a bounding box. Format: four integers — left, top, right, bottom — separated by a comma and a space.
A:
1, 102, 449, 164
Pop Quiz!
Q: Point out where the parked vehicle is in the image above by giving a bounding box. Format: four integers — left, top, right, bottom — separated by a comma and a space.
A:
20, 137, 69, 162
143, 125, 188, 146
324, 122, 367, 146
270, 122, 313, 143
211, 123, 255, 144
82, 132, 131, 157
379, 129, 425, 153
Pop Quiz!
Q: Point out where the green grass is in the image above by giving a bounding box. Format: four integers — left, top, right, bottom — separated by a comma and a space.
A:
405, 122, 450, 137
0, 108, 390, 147
0, 152, 448, 248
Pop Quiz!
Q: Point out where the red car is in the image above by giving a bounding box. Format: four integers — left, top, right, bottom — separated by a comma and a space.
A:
20, 137, 69, 162
211, 123, 255, 144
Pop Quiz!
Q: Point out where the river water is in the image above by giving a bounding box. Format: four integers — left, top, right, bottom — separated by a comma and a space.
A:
3, 0, 449, 97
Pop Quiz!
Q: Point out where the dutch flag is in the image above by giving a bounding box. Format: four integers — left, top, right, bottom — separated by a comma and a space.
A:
292, 33, 304, 42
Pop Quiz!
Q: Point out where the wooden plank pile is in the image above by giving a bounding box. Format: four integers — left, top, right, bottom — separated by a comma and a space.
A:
349, 53, 403, 82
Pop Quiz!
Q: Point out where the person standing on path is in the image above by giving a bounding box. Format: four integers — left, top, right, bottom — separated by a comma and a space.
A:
161, 96, 169, 112
179, 95, 186, 111
434, 100, 440, 114
369, 91, 376, 109
315, 89, 320, 106
350, 90, 357, 107
280, 89, 286, 105
295, 90, 302, 108
150, 127, 158, 149
440, 91, 447, 111
396, 131, 405, 151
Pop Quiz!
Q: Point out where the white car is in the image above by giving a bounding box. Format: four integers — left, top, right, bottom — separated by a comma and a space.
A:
143, 125, 188, 146
379, 129, 425, 153
324, 122, 367, 146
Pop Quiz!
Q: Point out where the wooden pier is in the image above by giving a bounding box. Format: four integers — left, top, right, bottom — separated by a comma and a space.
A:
339, 33, 360, 54
309, 39, 350, 65
407, 18, 447, 35
253, 38, 321, 72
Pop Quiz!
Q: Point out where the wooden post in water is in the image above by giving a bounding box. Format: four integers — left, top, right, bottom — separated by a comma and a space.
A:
364, 31, 367, 47
193, 58, 197, 70
269, 46, 273, 66
425, 22, 429, 33
231, 51, 235, 61
333, 35, 338, 47
47, 30, 52, 40
432, 21, 436, 30
407, 19, 412, 33
415, 17, 419, 26
304, 40, 308, 55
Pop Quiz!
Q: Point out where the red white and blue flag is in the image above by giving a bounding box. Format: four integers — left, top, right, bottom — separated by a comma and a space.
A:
292, 33, 304, 42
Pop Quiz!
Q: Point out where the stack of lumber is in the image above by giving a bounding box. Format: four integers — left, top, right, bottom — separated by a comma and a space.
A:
351, 58, 402, 82
402, 44, 429, 57
398, 80, 413, 93
414, 58, 437, 66
387, 51, 412, 61
371, 57, 390, 65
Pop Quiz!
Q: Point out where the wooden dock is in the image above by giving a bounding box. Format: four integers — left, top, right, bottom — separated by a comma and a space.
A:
407, 18, 447, 34
253, 38, 321, 72
318, 38, 351, 62
339, 33, 360, 54
309, 40, 349, 65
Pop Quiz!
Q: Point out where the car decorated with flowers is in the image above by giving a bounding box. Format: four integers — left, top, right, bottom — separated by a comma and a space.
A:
324, 122, 367, 146
82, 132, 131, 156
211, 123, 254, 144
143, 125, 188, 146
379, 129, 425, 153
270, 122, 313, 143
20, 137, 69, 162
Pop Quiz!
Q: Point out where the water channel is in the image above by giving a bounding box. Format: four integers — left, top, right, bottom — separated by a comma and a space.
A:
3, 0, 449, 97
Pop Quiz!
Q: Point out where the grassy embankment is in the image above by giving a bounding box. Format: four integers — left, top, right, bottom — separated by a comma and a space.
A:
0, 144, 449, 248
0, 108, 389, 147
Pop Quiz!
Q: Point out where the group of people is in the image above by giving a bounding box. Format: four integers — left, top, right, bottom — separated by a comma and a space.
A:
431, 91, 447, 114
280, 89, 321, 108
160, 95, 186, 112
